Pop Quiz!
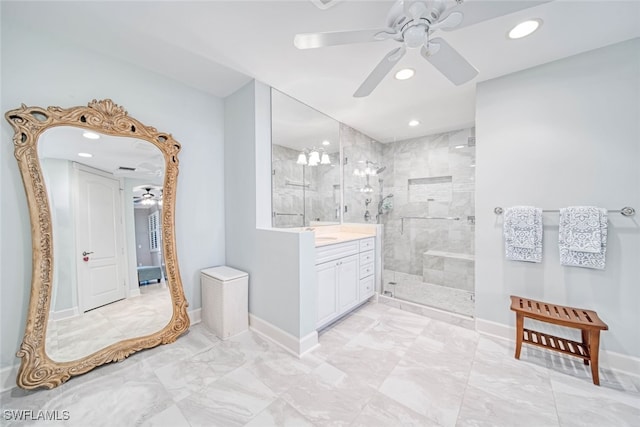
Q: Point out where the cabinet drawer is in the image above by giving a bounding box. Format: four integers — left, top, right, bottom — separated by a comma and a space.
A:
316, 241, 359, 264
359, 238, 375, 252
360, 262, 374, 278
359, 275, 375, 299
359, 250, 374, 265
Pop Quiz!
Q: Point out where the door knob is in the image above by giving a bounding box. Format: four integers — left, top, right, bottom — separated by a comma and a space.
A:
82, 251, 94, 256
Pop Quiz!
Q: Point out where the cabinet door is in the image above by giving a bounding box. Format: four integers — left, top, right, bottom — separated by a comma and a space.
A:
316, 261, 338, 328
337, 254, 359, 312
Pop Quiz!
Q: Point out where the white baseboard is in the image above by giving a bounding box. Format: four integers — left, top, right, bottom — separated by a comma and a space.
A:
1, 364, 19, 393
249, 314, 318, 357
48, 307, 79, 322
188, 308, 202, 325
475, 318, 640, 377
128, 288, 141, 298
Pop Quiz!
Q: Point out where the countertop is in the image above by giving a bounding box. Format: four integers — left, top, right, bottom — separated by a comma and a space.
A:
315, 232, 375, 247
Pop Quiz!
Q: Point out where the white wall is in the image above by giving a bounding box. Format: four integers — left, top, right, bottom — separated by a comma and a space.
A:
224, 81, 317, 341
475, 39, 640, 358
40, 158, 77, 313
1, 22, 226, 373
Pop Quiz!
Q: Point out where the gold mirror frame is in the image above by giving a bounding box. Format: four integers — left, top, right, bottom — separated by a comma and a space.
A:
5, 99, 190, 389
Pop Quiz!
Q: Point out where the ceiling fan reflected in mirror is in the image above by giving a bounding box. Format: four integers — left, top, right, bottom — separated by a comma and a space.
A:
295, 0, 478, 97
133, 186, 163, 206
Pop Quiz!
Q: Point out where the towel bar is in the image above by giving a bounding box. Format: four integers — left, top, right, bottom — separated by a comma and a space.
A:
493, 206, 635, 216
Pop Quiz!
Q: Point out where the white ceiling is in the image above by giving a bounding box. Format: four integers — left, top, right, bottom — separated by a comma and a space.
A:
4, 1, 640, 143
39, 127, 165, 186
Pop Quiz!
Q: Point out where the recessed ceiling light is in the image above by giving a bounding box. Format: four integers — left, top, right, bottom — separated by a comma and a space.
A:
455, 145, 465, 149
78, 152, 93, 158
395, 68, 415, 80
470, 164, 476, 168
508, 19, 542, 40
322, 140, 331, 146
82, 131, 100, 140
408, 120, 420, 127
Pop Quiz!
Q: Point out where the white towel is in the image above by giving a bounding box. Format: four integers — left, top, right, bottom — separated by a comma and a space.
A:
504, 206, 543, 263
567, 206, 602, 253
559, 207, 608, 270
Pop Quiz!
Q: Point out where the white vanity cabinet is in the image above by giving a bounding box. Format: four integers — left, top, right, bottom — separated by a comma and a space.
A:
316, 237, 376, 329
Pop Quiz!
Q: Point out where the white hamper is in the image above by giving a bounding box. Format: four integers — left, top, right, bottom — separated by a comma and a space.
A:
201, 266, 248, 339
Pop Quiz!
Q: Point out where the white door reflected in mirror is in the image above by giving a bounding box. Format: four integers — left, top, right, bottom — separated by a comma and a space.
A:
38, 126, 173, 363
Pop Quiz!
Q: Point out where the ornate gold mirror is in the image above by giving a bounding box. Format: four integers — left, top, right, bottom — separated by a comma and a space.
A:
5, 99, 190, 389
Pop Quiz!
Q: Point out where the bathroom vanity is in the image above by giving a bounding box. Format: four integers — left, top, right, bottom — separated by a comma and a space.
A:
315, 233, 376, 329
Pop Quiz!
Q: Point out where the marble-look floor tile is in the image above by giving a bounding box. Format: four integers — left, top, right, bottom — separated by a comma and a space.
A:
244, 352, 316, 396
244, 398, 314, 427
551, 372, 640, 427
10, 363, 173, 427
176, 367, 277, 427
379, 362, 468, 426
466, 352, 556, 418
141, 404, 190, 427
3, 302, 639, 427
350, 391, 437, 427
456, 384, 560, 427
281, 363, 376, 427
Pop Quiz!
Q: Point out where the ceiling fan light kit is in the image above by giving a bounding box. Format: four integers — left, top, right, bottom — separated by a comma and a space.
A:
295, 0, 479, 97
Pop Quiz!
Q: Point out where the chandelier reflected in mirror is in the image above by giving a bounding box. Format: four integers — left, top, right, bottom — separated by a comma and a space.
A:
296, 147, 331, 166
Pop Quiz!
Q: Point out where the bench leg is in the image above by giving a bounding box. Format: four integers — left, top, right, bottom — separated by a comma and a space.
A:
588, 330, 601, 386
581, 329, 590, 366
514, 313, 524, 359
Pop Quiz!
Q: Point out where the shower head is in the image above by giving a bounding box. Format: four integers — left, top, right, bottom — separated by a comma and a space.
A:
375, 166, 386, 174
384, 194, 394, 200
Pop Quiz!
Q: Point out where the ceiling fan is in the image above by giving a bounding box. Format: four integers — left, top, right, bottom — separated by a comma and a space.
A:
133, 187, 162, 206
294, 0, 478, 97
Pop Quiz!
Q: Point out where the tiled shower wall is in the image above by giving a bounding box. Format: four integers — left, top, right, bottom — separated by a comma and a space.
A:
341, 123, 385, 223
341, 126, 476, 286
272, 144, 340, 227
381, 128, 476, 278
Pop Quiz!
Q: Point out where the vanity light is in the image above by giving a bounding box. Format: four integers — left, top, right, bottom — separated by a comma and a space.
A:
77, 152, 93, 158
322, 140, 331, 146
296, 152, 308, 165
320, 152, 331, 165
308, 150, 320, 166
394, 68, 415, 80
508, 19, 542, 40
82, 131, 100, 140
408, 119, 420, 127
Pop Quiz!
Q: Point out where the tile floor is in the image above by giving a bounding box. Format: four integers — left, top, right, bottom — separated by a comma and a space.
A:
2, 302, 639, 426
383, 269, 474, 317
45, 285, 172, 362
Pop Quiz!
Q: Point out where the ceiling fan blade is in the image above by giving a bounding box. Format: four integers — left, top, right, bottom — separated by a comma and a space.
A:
421, 37, 478, 85
354, 46, 406, 98
294, 29, 388, 49
430, 11, 463, 31
443, 0, 551, 31
309, 0, 343, 10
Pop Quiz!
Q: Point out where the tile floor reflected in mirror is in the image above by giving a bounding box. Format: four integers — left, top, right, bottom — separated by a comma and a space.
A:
2, 302, 639, 426
45, 284, 173, 362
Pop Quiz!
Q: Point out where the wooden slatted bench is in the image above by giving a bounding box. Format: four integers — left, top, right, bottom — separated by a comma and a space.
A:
510, 295, 608, 385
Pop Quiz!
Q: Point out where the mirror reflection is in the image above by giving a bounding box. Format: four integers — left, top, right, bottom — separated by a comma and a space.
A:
271, 89, 340, 228
38, 126, 172, 362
